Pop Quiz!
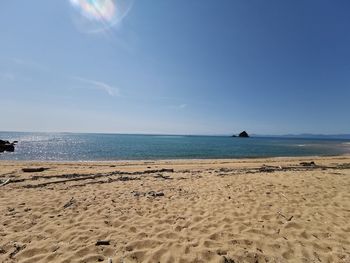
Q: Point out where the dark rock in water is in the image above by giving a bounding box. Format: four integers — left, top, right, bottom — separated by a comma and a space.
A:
0, 140, 8, 144
1, 144, 15, 152
0, 140, 17, 153
231, 134, 237, 137
238, 131, 249, 138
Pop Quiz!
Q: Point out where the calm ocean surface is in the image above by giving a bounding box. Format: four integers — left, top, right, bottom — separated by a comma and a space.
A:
1, 132, 350, 161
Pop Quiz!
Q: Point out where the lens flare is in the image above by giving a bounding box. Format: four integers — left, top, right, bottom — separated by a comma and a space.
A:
69, 0, 133, 33
70, 0, 116, 21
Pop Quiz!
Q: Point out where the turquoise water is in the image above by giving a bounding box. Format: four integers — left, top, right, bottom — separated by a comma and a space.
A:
0, 132, 349, 161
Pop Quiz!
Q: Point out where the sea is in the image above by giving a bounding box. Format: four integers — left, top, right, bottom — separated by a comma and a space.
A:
1, 132, 350, 161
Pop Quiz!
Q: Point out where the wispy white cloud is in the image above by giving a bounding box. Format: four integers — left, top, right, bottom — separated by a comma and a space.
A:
73, 76, 120, 96
11, 58, 48, 72
169, 104, 187, 110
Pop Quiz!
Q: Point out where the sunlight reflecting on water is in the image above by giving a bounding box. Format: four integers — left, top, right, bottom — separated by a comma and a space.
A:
1, 132, 350, 161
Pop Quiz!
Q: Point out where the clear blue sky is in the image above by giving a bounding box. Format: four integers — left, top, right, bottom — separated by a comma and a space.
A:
1, 0, 350, 135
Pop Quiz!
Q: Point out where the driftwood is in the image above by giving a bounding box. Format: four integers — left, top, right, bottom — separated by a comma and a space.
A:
74, 176, 141, 187
22, 168, 175, 188
223, 256, 235, 263
215, 161, 344, 177
142, 168, 174, 174
337, 163, 350, 169
132, 191, 165, 198
63, 197, 75, 209
96, 240, 110, 246
148, 191, 165, 197
0, 178, 11, 187
277, 211, 293, 221
24, 176, 104, 188
154, 174, 173, 180
4, 162, 349, 189
9, 244, 26, 258
69, 176, 141, 188
20, 162, 336, 188
31, 168, 174, 181
259, 165, 282, 173
300, 161, 316, 167
22, 167, 49, 173
24, 175, 140, 189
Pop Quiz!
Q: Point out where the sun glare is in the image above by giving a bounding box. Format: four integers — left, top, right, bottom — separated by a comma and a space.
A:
69, 0, 133, 33
69, 0, 116, 22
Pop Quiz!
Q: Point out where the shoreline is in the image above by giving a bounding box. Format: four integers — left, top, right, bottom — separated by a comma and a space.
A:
1, 155, 349, 262
1, 153, 350, 164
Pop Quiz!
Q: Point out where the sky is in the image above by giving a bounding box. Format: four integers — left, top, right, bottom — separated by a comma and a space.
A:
1, 0, 350, 135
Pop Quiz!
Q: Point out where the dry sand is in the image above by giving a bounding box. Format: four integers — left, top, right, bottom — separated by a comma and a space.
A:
0, 156, 350, 263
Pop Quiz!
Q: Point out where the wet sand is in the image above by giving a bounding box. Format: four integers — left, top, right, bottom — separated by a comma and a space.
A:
0, 156, 350, 263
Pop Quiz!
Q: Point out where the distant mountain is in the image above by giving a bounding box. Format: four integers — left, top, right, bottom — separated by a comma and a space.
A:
251, 134, 350, 139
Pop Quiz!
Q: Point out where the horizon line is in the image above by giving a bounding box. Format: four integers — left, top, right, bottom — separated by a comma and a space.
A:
1, 130, 350, 138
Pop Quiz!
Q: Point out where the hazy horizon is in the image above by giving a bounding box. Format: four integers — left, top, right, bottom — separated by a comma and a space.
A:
1, 1, 350, 135
2, 130, 350, 139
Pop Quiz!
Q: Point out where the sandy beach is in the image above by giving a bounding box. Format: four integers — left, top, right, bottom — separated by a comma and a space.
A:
0, 156, 349, 263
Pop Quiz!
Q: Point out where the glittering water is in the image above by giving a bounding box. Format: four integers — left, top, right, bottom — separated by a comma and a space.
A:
0, 132, 349, 161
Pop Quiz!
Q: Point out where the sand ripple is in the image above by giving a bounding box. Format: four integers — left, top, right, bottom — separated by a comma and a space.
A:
0, 157, 350, 262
